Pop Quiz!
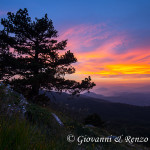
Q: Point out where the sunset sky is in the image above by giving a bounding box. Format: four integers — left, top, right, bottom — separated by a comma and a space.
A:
1, 0, 150, 95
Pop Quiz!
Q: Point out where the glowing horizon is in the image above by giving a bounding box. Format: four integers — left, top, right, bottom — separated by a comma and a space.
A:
59, 24, 150, 80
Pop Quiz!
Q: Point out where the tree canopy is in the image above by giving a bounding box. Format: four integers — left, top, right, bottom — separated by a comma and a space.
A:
0, 8, 95, 99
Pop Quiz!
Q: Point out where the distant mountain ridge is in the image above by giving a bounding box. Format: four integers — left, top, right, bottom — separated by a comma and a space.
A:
83, 92, 150, 106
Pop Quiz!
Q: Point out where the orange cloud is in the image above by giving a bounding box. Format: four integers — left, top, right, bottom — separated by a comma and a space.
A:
59, 24, 150, 82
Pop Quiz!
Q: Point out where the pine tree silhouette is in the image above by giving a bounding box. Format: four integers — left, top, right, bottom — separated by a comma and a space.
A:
0, 8, 95, 100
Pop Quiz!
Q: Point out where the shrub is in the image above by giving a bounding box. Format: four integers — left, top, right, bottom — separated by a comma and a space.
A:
84, 113, 104, 127
33, 94, 50, 106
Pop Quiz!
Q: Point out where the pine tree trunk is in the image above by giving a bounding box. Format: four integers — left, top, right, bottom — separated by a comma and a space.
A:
32, 82, 40, 96
31, 43, 39, 99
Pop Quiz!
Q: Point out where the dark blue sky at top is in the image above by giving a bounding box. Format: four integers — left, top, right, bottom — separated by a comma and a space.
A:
1, 0, 150, 30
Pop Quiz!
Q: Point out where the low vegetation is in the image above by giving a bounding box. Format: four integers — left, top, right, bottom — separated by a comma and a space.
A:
0, 84, 149, 150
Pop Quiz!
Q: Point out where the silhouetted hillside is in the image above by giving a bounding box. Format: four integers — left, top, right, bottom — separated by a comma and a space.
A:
41, 90, 150, 147
41, 90, 150, 123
